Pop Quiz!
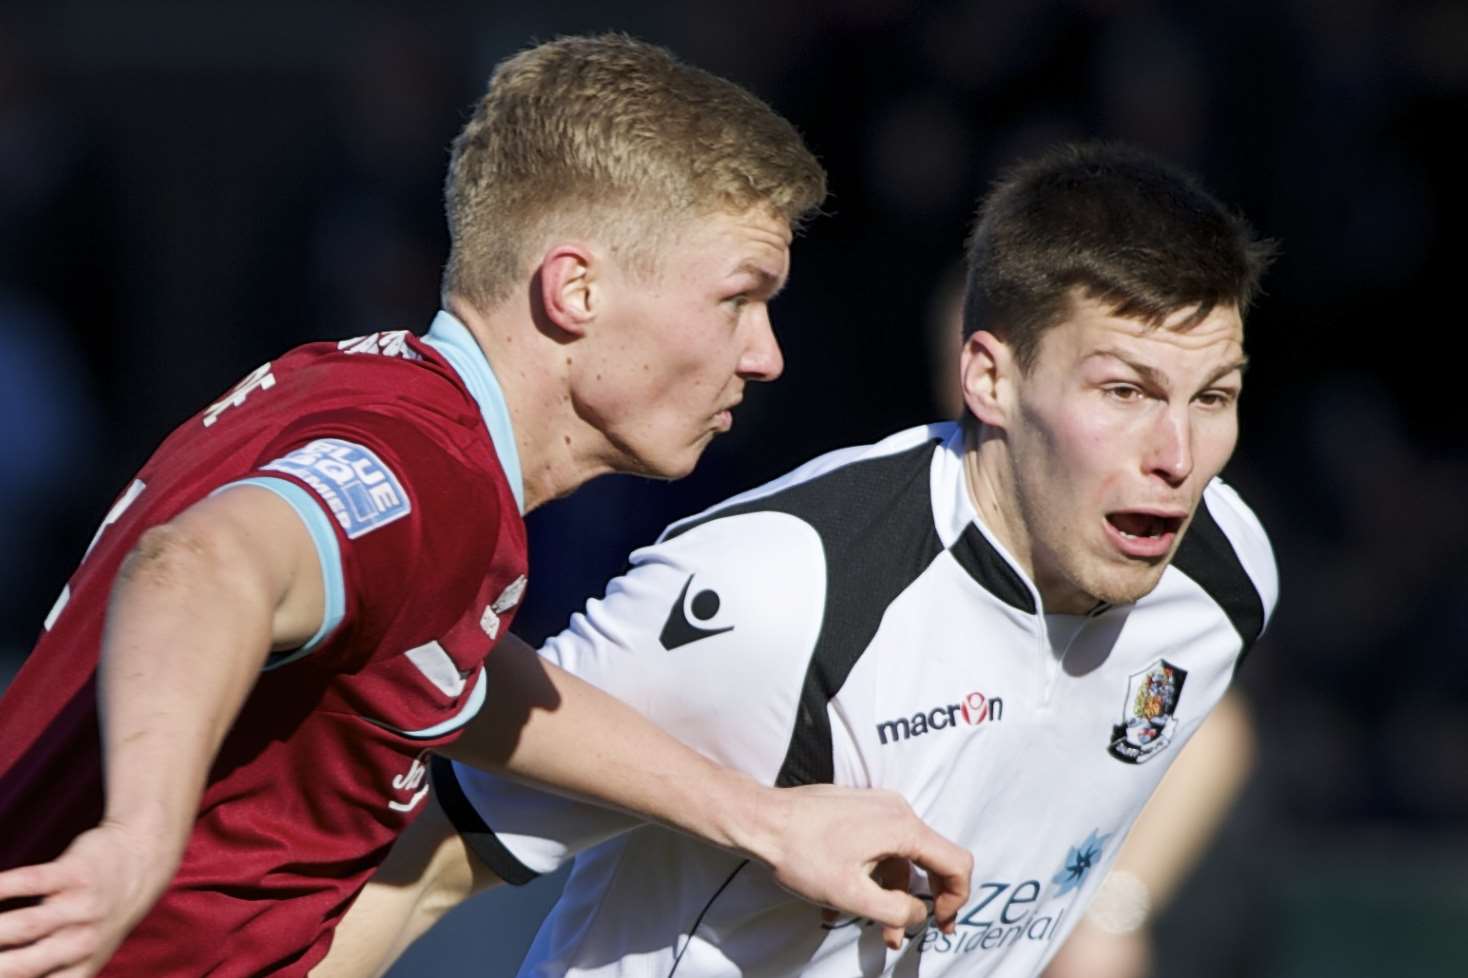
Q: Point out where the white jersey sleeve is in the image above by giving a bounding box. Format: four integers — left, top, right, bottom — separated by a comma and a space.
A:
1203, 477, 1280, 630
446, 508, 830, 879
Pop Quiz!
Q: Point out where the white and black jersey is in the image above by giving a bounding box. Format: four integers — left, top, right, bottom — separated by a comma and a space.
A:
435, 422, 1278, 978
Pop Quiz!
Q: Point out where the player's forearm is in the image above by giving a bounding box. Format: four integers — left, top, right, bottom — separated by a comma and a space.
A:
501, 675, 777, 859
309, 873, 422, 978
1045, 696, 1257, 977
311, 794, 502, 978
96, 520, 279, 866
1077, 690, 1256, 950
1109, 690, 1254, 905
443, 635, 786, 866
442, 638, 971, 937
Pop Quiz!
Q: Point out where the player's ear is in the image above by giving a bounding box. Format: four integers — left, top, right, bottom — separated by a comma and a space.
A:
536, 243, 599, 338
960, 330, 1015, 428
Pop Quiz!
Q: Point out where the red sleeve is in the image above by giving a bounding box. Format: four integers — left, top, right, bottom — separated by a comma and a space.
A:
246, 407, 513, 670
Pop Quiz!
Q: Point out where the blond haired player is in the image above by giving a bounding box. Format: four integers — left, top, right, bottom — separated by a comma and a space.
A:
0, 35, 970, 978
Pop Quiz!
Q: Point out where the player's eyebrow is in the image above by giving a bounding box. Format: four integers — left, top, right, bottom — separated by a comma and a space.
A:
730, 260, 787, 299
1205, 356, 1250, 383
1085, 349, 1250, 389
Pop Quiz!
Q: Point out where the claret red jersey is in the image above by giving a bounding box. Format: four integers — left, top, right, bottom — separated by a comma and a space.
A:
0, 313, 528, 976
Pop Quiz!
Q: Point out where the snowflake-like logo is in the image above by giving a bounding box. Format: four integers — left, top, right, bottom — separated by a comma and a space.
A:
1051, 829, 1112, 896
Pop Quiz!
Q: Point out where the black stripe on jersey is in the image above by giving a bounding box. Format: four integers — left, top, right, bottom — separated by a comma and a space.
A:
1172, 495, 1266, 665
665, 440, 945, 788
949, 524, 1036, 613
430, 756, 540, 886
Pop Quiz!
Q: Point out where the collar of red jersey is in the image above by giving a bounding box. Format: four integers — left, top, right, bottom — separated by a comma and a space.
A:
423, 310, 526, 514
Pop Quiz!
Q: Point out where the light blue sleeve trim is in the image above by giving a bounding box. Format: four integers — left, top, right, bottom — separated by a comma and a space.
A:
214, 476, 347, 669
364, 666, 488, 739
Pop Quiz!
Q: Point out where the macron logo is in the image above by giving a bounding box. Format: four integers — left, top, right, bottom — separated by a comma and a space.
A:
659, 574, 733, 651
876, 691, 1003, 745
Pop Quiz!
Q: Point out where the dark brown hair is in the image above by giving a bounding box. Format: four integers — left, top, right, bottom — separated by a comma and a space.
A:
963, 142, 1276, 370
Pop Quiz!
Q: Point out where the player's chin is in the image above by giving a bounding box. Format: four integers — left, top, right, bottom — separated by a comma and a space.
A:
639, 437, 714, 481
1089, 563, 1169, 606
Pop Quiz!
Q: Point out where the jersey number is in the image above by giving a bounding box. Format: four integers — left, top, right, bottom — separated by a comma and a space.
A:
44, 479, 147, 630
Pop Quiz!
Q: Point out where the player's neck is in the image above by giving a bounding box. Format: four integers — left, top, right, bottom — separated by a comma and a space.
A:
963, 421, 1038, 592
445, 295, 617, 512
964, 423, 1098, 615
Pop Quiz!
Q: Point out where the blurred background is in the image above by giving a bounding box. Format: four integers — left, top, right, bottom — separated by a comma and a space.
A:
1, 1, 1465, 975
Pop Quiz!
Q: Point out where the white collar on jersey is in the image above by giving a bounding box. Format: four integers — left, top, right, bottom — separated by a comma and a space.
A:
931, 422, 1045, 613
933, 422, 1112, 622
422, 309, 525, 514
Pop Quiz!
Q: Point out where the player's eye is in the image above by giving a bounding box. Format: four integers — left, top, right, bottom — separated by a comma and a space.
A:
1194, 388, 1238, 409
1103, 384, 1144, 402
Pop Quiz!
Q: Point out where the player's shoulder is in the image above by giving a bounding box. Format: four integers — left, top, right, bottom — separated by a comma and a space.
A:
661, 422, 948, 545
269, 330, 508, 473
236, 342, 516, 550
1171, 476, 1279, 642
633, 423, 948, 609
610, 423, 951, 667
1201, 477, 1278, 608
274, 331, 471, 414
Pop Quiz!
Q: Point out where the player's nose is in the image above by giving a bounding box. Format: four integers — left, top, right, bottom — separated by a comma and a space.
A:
739, 306, 784, 382
1144, 406, 1194, 486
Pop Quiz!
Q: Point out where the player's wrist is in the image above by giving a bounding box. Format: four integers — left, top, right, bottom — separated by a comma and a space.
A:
64, 819, 186, 926
699, 768, 785, 867
99, 794, 197, 880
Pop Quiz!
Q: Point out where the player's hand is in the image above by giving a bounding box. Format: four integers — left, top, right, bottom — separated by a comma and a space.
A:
0, 822, 175, 978
1041, 920, 1152, 978
761, 785, 971, 950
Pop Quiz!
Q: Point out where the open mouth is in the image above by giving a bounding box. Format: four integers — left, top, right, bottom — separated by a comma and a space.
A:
1106, 512, 1184, 539
1104, 511, 1186, 557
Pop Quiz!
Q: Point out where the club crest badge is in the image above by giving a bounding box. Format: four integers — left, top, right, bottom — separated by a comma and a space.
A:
1108, 659, 1187, 764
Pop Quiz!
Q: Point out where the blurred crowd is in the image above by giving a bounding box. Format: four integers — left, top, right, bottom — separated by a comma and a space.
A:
2, 1, 1464, 975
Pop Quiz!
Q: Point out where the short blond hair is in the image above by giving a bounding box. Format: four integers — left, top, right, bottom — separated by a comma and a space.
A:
443, 33, 827, 309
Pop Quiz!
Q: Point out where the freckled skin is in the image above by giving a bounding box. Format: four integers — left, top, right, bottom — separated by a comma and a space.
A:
569, 209, 792, 479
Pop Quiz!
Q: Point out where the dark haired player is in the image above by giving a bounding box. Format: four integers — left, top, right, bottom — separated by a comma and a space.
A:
318, 141, 1279, 978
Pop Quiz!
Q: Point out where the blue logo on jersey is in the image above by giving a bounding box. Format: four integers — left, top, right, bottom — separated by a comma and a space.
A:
1052, 828, 1111, 896
264, 438, 411, 539
827, 829, 1117, 958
